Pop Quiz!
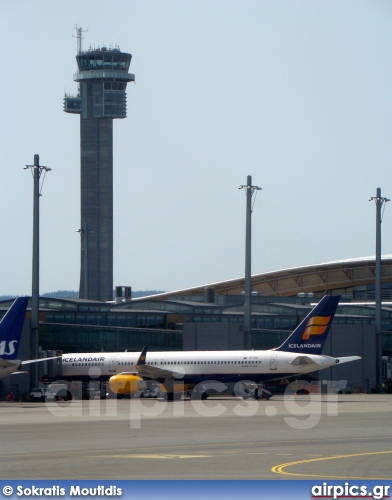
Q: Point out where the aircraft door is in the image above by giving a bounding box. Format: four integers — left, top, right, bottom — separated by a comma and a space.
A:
270, 352, 277, 370
109, 357, 117, 372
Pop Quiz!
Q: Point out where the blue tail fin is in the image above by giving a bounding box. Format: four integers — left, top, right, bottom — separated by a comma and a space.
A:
0, 297, 29, 360
275, 295, 340, 355
136, 345, 148, 367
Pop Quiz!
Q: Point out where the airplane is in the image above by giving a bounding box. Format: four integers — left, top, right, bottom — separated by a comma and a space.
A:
0, 297, 59, 378
60, 295, 361, 400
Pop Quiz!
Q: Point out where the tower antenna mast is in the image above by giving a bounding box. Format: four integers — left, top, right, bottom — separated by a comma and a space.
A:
73, 25, 88, 54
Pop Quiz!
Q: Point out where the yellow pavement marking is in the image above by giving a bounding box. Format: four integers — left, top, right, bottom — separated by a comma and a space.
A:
101, 453, 212, 459
272, 450, 392, 480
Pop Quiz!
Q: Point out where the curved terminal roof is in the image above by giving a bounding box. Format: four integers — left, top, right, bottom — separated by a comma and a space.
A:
143, 256, 392, 300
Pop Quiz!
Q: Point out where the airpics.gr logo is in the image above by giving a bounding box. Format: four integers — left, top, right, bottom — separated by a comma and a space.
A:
302, 315, 331, 340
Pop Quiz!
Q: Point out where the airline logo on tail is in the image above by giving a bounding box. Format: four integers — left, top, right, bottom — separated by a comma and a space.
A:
275, 295, 340, 354
302, 315, 331, 340
0, 297, 29, 360
0, 341, 18, 356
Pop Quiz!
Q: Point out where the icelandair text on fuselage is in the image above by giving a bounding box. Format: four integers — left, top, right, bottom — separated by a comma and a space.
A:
288, 343, 321, 349
63, 357, 105, 363
14, 485, 122, 496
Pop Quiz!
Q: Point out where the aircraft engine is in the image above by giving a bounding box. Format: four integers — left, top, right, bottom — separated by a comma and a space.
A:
109, 373, 147, 395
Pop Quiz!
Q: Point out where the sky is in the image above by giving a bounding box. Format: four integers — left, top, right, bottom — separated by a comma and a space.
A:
1, 0, 392, 297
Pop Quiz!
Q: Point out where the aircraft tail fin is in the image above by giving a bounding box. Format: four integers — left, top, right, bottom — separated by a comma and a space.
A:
0, 297, 29, 360
275, 295, 340, 355
136, 345, 148, 367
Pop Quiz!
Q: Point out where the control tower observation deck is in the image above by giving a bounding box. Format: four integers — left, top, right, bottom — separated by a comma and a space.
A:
64, 45, 135, 301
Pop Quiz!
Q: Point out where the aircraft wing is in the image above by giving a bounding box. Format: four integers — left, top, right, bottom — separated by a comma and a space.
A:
116, 365, 183, 381
20, 356, 60, 366
133, 345, 183, 381
135, 363, 183, 381
0, 356, 61, 369
0, 356, 60, 378
335, 356, 361, 364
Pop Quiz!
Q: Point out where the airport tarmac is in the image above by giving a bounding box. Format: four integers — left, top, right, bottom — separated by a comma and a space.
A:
0, 394, 391, 480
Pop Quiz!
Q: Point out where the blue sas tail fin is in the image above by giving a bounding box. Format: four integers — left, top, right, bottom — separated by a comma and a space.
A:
275, 295, 340, 355
0, 297, 29, 360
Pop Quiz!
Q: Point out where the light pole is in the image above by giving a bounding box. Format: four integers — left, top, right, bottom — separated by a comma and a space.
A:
239, 175, 261, 349
76, 223, 95, 299
369, 188, 389, 392
24, 154, 51, 387
76, 222, 88, 299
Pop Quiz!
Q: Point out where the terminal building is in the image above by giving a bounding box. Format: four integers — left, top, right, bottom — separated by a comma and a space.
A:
1, 256, 392, 399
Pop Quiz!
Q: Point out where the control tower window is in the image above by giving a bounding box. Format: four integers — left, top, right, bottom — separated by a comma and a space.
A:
103, 91, 126, 117
92, 83, 103, 117
103, 53, 115, 69
112, 52, 122, 69
95, 54, 103, 68
77, 52, 132, 72
121, 55, 131, 71
104, 82, 124, 91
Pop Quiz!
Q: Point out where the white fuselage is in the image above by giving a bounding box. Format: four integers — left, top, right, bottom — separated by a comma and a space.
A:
61, 349, 337, 383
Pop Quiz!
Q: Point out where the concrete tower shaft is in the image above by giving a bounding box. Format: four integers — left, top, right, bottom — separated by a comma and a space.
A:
64, 45, 135, 301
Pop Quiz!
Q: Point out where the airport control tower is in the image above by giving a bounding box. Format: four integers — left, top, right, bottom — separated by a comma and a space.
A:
64, 28, 135, 301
